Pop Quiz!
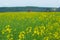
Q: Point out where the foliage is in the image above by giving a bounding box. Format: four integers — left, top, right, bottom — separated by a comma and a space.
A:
0, 12, 60, 40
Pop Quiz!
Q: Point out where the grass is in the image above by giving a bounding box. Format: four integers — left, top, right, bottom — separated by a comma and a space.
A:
0, 12, 60, 40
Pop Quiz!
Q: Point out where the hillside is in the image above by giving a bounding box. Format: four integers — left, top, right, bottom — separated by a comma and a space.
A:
0, 7, 60, 12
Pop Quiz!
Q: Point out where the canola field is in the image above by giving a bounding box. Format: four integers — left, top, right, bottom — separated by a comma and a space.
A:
0, 12, 60, 40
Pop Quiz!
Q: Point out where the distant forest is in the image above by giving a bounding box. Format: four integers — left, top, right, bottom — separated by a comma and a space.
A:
0, 6, 60, 12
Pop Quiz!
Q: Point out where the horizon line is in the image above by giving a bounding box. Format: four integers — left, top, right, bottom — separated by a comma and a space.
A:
0, 6, 59, 8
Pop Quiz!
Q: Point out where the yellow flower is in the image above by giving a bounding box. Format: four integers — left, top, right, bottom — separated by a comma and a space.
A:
1, 31, 5, 35
26, 27, 32, 33
39, 26, 45, 35
7, 34, 13, 39
5, 25, 11, 33
7, 34, 10, 38
19, 31, 25, 39
9, 38, 13, 40
37, 31, 40, 35
53, 32, 59, 39
53, 22, 59, 26
40, 30, 44, 35
34, 30, 37, 34
18, 39, 21, 40
21, 31, 25, 34
39, 26, 45, 30
1, 29, 5, 34
6, 27, 11, 33
47, 26, 53, 30
19, 34, 24, 39
5, 25, 11, 28
44, 37, 49, 40
34, 27, 39, 34
32, 27, 40, 36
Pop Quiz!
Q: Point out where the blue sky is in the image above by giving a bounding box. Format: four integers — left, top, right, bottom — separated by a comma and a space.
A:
0, 0, 60, 7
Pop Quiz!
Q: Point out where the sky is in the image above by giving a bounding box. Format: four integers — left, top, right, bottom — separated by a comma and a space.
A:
0, 0, 60, 7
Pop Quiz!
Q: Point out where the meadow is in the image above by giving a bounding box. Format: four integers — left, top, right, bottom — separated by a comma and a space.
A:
0, 12, 60, 40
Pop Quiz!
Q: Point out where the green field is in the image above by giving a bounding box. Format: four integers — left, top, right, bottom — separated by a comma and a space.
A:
0, 12, 60, 40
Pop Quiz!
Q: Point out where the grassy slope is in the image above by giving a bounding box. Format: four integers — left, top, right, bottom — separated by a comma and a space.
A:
0, 12, 60, 40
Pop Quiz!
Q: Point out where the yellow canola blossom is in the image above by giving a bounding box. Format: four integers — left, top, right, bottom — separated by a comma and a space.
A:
1, 25, 12, 34
18, 39, 21, 40
34, 27, 39, 34
39, 26, 45, 35
1, 29, 5, 34
53, 22, 59, 27
5, 25, 12, 33
26, 27, 32, 34
47, 25, 54, 30
6, 34, 13, 40
7, 34, 13, 38
32, 27, 40, 36
39, 26, 45, 30
9, 38, 13, 40
5, 25, 11, 28
7, 34, 10, 38
44, 37, 49, 40
19, 31, 25, 39
6, 27, 11, 33
53, 32, 60, 39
